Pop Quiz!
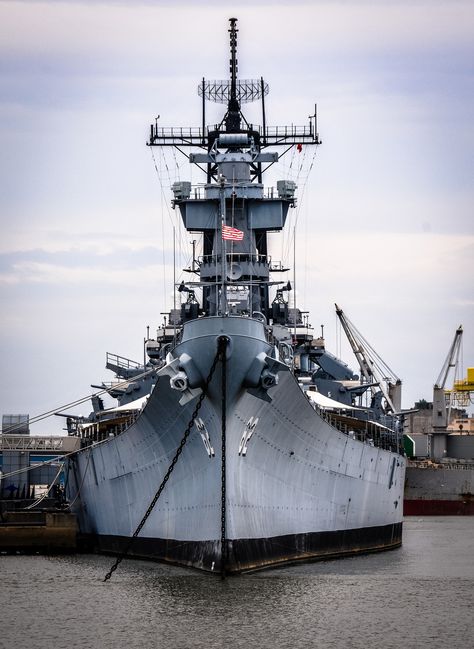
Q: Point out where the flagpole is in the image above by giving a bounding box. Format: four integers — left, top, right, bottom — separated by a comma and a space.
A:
230, 176, 235, 287
220, 177, 227, 315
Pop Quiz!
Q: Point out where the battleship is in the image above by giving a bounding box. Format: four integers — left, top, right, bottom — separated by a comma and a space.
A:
65, 18, 406, 574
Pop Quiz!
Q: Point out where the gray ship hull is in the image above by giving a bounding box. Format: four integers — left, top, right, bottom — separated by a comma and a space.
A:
67, 316, 405, 573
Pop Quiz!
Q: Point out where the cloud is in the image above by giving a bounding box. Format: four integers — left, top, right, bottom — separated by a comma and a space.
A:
0, 0, 472, 427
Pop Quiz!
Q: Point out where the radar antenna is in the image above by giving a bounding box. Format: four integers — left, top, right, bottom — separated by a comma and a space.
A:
198, 17, 269, 111
148, 16, 320, 183
226, 17, 240, 131
229, 18, 238, 102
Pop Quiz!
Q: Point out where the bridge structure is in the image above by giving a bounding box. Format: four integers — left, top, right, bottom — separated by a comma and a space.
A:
0, 434, 80, 499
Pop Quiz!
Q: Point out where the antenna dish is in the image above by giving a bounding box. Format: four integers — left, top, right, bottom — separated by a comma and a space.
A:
198, 79, 269, 104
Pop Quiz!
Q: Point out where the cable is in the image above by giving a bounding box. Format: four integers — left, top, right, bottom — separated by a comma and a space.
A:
24, 464, 63, 510
0, 432, 113, 480
1, 368, 155, 435
67, 446, 93, 509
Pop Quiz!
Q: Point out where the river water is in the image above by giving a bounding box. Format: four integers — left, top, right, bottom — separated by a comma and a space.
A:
1, 517, 473, 649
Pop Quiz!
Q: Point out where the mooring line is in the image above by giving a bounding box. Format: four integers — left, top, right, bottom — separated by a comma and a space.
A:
103, 343, 225, 582
220, 336, 228, 579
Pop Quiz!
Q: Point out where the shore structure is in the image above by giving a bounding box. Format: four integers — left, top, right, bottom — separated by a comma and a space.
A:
404, 328, 473, 515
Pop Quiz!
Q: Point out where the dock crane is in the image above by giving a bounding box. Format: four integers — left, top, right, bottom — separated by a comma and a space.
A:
431, 325, 463, 460
335, 304, 402, 414
452, 367, 474, 407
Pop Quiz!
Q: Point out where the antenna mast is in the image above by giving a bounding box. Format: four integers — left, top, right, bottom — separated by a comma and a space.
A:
226, 17, 241, 132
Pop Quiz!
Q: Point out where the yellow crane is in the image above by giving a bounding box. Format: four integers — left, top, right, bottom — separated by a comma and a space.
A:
450, 367, 474, 406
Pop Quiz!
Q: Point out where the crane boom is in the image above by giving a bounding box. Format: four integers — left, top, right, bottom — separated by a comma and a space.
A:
335, 304, 400, 413
335, 304, 374, 386
433, 325, 463, 432
435, 325, 463, 389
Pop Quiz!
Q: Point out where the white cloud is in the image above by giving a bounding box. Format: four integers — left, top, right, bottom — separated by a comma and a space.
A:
0, 261, 162, 286
1, 2, 472, 62
0, 0, 472, 426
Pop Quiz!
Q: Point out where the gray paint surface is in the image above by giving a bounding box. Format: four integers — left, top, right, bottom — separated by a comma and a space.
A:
67, 317, 405, 569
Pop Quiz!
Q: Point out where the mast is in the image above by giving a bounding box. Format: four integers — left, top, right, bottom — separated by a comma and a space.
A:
146, 17, 321, 323
226, 17, 240, 133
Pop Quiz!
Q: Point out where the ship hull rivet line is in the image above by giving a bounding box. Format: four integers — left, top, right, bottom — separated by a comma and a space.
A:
103, 344, 225, 582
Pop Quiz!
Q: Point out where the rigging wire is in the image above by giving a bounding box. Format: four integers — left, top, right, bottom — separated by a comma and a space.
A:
171, 145, 181, 182
287, 145, 296, 178
1, 368, 155, 435
67, 446, 93, 509
24, 464, 64, 510
150, 146, 189, 308
275, 145, 318, 307
303, 190, 308, 312
0, 434, 111, 480
150, 146, 201, 296
281, 146, 317, 267
153, 147, 168, 312
335, 311, 341, 359
164, 147, 186, 285
341, 310, 400, 382
102, 343, 223, 582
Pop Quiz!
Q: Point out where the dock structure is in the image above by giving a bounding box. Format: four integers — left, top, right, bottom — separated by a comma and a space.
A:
0, 416, 80, 500
0, 416, 80, 552
0, 510, 78, 553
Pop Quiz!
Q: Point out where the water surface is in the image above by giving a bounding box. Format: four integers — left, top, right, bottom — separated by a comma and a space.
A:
1, 518, 473, 649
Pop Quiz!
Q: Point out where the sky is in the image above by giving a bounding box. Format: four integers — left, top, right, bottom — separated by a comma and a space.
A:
0, 0, 473, 434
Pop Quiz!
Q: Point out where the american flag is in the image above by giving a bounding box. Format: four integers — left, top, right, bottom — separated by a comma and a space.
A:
222, 224, 244, 241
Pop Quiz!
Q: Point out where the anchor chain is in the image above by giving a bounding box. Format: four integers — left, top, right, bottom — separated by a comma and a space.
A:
103, 344, 223, 582
220, 336, 228, 578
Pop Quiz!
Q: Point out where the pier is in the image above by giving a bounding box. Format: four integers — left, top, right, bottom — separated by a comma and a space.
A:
0, 432, 80, 500
0, 427, 80, 552
0, 510, 78, 553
